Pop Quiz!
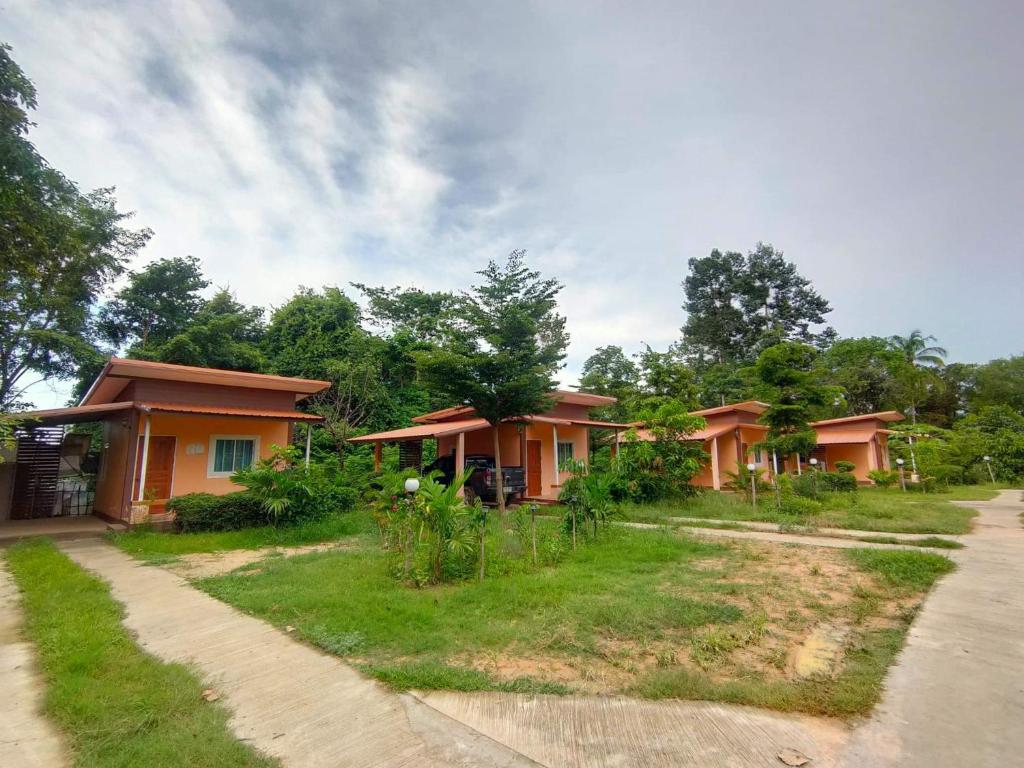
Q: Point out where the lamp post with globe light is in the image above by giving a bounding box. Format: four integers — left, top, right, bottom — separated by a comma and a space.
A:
983, 456, 996, 484
747, 462, 757, 508
896, 458, 906, 492
809, 457, 819, 496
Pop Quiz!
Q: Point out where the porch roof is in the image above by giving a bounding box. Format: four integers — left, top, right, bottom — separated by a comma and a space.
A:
348, 418, 491, 444
815, 428, 896, 445
17, 400, 322, 427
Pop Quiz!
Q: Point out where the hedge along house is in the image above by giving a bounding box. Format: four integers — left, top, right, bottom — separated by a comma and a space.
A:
0, 358, 329, 527
807, 411, 903, 482
348, 391, 629, 502
629, 401, 772, 490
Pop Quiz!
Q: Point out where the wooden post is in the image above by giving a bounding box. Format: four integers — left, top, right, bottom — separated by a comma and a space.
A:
373, 441, 382, 473
455, 431, 466, 498
135, 413, 152, 501
530, 504, 538, 565
711, 436, 721, 490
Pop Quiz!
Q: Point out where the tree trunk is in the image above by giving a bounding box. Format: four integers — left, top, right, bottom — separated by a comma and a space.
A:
492, 425, 506, 518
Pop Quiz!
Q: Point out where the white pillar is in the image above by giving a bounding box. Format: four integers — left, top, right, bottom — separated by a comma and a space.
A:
304, 425, 312, 468
711, 436, 721, 490
551, 425, 560, 490
867, 438, 879, 471
772, 450, 779, 478
136, 413, 152, 502
796, 455, 802, 475
455, 431, 466, 498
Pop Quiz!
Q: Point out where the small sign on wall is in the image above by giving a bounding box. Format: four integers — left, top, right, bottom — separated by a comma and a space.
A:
185, 443, 205, 456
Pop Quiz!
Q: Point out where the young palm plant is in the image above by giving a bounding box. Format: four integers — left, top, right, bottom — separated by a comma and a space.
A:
416, 471, 476, 583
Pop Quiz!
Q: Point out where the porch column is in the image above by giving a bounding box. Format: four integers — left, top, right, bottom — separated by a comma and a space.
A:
455, 431, 466, 498
551, 425, 560, 490
135, 412, 152, 502
796, 455, 802, 475
711, 436, 721, 490
304, 425, 312, 468
867, 438, 879, 471
612, 429, 620, 458
373, 441, 382, 473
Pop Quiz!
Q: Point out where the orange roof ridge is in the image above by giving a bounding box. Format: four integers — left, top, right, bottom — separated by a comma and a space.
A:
811, 411, 905, 427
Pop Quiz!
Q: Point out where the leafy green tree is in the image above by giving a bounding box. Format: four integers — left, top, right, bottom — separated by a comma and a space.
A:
353, 283, 460, 346
695, 361, 754, 408
970, 356, 1024, 415
617, 400, 706, 502
919, 362, 977, 427
417, 250, 568, 516
634, 344, 700, 411
141, 289, 266, 371
0, 43, 150, 408
754, 342, 841, 465
264, 287, 362, 380
97, 256, 209, 351
681, 243, 834, 366
578, 345, 639, 424
816, 337, 909, 415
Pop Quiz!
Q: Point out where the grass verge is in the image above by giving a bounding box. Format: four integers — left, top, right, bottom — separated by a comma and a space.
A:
111, 512, 374, 560
624, 486, 985, 534
854, 535, 963, 549
5, 538, 278, 768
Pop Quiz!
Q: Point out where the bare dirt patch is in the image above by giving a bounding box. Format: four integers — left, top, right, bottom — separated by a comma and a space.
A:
447, 538, 929, 694
161, 541, 358, 579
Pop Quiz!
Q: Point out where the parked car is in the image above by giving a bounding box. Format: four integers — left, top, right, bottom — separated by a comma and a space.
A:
424, 453, 527, 505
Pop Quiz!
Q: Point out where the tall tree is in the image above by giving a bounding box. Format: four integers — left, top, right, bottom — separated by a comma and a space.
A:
353, 283, 459, 346
888, 330, 947, 368
97, 256, 209, 351
417, 250, 568, 516
579, 345, 639, 422
635, 344, 700, 412
888, 331, 947, 423
816, 337, 909, 415
970, 356, 1024, 415
142, 289, 266, 372
681, 243, 834, 366
0, 43, 150, 409
754, 342, 841, 469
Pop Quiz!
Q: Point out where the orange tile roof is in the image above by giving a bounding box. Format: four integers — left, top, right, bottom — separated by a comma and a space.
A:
811, 411, 905, 427
81, 357, 330, 405
814, 429, 875, 445
348, 418, 491, 443
689, 400, 770, 418
139, 402, 323, 422
410, 390, 617, 423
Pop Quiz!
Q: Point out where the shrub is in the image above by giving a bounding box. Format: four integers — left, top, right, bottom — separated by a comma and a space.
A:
168, 492, 266, 532
867, 469, 899, 488
792, 470, 858, 499
232, 446, 357, 526
930, 464, 965, 488
834, 460, 856, 474
779, 494, 822, 517
819, 471, 858, 492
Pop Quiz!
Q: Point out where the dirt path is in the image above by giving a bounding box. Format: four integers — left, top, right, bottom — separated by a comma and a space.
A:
839, 489, 1024, 767
161, 541, 359, 579
0, 560, 68, 768
667, 516, 964, 545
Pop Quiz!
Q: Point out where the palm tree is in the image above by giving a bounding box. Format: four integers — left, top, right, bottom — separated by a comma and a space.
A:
888, 330, 947, 368
889, 331, 947, 424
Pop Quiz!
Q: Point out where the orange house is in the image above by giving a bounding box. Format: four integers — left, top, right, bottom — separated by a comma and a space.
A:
3, 358, 328, 525
808, 411, 903, 482
349, 391, 629, 502
630, 401, 772, 490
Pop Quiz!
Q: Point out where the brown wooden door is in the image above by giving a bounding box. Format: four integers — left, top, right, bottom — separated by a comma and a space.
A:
134, 436, 176, 501
526, 440, 542, 496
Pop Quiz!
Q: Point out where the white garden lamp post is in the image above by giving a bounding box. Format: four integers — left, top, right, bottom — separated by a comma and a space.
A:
983, 456, 996, 484
404, 477, 420, 495
747, 462, 757, 508
809, 458, 818, 468
896, 458, 906, 492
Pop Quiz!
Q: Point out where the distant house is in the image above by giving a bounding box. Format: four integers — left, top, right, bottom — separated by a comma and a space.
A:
808, 411, 903, 482
630, 402, 904, 487
0, 358, 329, 525
349, 391, 630, 502
630, 401, 772, 490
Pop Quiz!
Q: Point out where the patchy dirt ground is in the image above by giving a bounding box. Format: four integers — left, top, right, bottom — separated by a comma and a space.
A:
457, 539, 922, 695
158, 541, 359, 579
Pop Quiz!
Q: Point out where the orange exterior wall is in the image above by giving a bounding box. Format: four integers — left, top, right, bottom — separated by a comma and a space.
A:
436, 421, 590, 499
134, 413, 289, 498
691, 422, 769, 489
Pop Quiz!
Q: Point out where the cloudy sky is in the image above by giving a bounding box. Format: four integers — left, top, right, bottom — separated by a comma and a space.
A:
7, 0, 1023, 407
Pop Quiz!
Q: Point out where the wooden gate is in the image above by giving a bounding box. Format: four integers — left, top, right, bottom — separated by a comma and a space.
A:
10, 427, 63, 519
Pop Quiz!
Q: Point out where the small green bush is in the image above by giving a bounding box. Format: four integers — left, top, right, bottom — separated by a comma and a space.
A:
792, 470, 858, 498
931, 464, 965, 488
867, 469, 898, 488
819, 471, 858, 492
779, 494, 822, 517
168, 492, 265, 533
834, 460, 856, 474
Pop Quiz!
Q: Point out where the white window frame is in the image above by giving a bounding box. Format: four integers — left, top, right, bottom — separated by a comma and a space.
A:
207, 435, 261, 478
557, 441, 575, 467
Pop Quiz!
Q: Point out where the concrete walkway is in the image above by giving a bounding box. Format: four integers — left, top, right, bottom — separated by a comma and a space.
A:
0, 561, 68, 768
840, 489, 1024, 767
667, 516, 963, 545
59, 539, 539, 768
0, 514, 124, 544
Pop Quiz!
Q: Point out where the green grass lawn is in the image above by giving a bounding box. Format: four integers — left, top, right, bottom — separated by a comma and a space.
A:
197, 522, 954, 718
111, 512, 374, 560
623, 485, 994, 534
4, 538, 278, 768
